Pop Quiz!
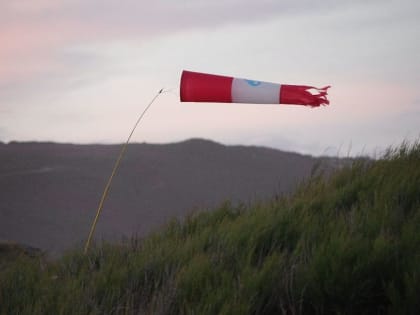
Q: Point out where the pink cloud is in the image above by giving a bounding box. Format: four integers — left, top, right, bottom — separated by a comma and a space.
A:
0, 0, 348, 85
0, 12, 117, 85
333, 81, 417, 118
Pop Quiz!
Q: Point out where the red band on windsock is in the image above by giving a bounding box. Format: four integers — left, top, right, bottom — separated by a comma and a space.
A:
280, 85, 331, 107
180, 70, 233, 103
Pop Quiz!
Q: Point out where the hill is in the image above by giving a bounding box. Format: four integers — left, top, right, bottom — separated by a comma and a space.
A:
0, 141, 418, 314
0, 139, 337, 253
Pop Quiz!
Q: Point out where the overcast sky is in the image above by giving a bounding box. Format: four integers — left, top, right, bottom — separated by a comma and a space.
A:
1, 0, 419, 156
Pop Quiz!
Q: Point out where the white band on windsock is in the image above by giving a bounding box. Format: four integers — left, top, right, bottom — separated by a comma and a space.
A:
231, 78, 281, 104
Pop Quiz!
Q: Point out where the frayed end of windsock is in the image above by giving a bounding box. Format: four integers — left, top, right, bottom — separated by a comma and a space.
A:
280, 85, 331, 107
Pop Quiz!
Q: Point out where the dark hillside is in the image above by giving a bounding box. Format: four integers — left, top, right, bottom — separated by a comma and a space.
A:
0, 139, 331, 253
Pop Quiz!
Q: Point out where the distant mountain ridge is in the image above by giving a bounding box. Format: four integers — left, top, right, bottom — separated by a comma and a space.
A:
0, 139, 336, 254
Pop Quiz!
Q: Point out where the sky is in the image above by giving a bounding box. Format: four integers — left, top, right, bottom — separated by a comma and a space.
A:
1, 0, 419, 156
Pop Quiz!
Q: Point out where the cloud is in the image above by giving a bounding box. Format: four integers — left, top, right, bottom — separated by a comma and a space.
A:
2, 0, 415, 87
0, 0, 419, 154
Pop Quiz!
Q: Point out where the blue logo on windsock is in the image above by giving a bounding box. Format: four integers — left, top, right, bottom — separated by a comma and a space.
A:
245, 79, 262, 87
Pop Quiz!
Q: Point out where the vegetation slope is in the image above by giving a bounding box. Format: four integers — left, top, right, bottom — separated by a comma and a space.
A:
1, 142, 419, 314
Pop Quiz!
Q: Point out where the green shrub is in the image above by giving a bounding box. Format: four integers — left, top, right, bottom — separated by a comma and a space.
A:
1, 141, 419, 314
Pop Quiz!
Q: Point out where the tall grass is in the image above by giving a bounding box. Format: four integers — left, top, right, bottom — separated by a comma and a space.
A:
1, 141, 419, 314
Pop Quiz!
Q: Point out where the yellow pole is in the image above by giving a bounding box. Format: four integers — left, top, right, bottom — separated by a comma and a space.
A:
84, 89, 164, 254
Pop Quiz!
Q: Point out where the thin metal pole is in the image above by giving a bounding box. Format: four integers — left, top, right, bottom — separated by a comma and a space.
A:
84, 89, 164, 254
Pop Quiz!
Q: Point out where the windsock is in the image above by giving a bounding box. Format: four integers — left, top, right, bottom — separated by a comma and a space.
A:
180, 70, 330, 107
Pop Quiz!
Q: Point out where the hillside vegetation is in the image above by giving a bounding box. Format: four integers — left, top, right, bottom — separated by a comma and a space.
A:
1, 142, 419, 314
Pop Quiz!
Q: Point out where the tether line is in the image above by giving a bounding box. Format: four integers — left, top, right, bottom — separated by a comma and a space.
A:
84, 89, 165, 254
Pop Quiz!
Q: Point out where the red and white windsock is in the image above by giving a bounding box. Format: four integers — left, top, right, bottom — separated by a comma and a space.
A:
180, 70, 330, 107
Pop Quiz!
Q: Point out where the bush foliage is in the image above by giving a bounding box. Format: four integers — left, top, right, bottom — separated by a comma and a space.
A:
1, 142, 419, 314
